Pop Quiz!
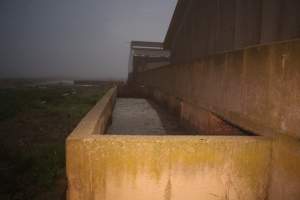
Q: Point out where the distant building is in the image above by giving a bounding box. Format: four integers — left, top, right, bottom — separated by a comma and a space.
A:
128, 41, 170, 82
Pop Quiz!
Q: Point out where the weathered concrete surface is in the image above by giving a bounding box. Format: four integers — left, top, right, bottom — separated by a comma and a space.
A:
107, 98, 193, 135
67, 135, 272, 200
268, 135, 300, 200
165, 0, 300, 64
134, 39, 300, 199
66, 87, 300, 200
137, 39, 300, 139
66, 87, 117, 198
68, 87, 116, 137
149, 88, 245, 135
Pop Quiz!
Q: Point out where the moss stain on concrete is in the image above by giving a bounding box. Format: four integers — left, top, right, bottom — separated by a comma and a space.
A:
68, 135, 272, 200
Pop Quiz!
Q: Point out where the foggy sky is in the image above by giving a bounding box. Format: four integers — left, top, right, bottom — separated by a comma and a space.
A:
0, 0, 177, 80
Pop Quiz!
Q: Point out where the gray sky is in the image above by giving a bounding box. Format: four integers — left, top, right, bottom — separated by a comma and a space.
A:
0, 0, 177, 80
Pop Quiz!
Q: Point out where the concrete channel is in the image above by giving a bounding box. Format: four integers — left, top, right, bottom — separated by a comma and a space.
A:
107, 98, 194, 135
66, 87, 280, 200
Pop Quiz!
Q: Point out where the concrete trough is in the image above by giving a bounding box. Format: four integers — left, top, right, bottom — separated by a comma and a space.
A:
67, 135, 272, 200
67, 87, 297, 200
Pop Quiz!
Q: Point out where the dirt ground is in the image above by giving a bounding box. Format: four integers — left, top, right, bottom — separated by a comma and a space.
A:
0, 84, 110, 200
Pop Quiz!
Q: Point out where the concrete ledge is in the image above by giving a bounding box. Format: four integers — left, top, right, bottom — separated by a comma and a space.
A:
67, 134, 272, 200
67, 87, 117, 138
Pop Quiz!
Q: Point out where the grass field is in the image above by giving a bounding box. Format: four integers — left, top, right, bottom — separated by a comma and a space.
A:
0, 84, 110, 200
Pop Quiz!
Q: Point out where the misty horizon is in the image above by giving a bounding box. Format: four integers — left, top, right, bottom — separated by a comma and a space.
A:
0, 0, 177, 80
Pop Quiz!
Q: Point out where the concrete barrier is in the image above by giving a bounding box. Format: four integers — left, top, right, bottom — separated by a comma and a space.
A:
268, 135, 300, 200
132, 39, 300, 199
67, 87, 117, 137
67, 87, 274, 200
66, 87, 117, 198
66, 86, 300, 200
67, 135, 271, 200
136, 39, 300, 139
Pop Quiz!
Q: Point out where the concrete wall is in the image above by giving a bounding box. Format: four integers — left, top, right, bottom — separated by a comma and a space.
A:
67, 135, 272, 200
137, 39, 300, 139
66, 87, 272, 200
142, 87, 244, 135
66, 87, 117, 198
66, 83, 300, 200
165, 0, 300, 64
134, 39, 300, 199
268, 135, 300, 200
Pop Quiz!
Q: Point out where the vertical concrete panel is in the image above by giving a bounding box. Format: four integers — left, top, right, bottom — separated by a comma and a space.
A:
201, 57, 212, 103
168, 0, 299, 64
184, 25, 191, 64
67, 138, 94, 200
268, 135, 300, 200
208, 54, 227, 107
187, 0, 219, 60
182, 1, 199, 63
205, 0, 219, 55
222, 51, 244, 113
172, 1, 196, 64
192, 0, 210, 59
260, 0, 300, 43
181, 64, 191, 99
204, 57, 214, 104
173, 32, 181, 64
185, 64, 195, 101
216, 0, 236, 52
267, 42, 289, 134
260, 0, 281, 43
278, 41, 300, 136
242, 45, 270, 124
189, 62, 200, 102
191, 61, 206, 104
279, 0, 300, 40
167, 65, 176, 96
189, 1, 200, 61
260, 41, 300, 137
234, 0, 262, 49
170, 39, 178, 64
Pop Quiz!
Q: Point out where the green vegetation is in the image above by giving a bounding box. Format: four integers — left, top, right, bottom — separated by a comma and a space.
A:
0, 85, 110, 200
